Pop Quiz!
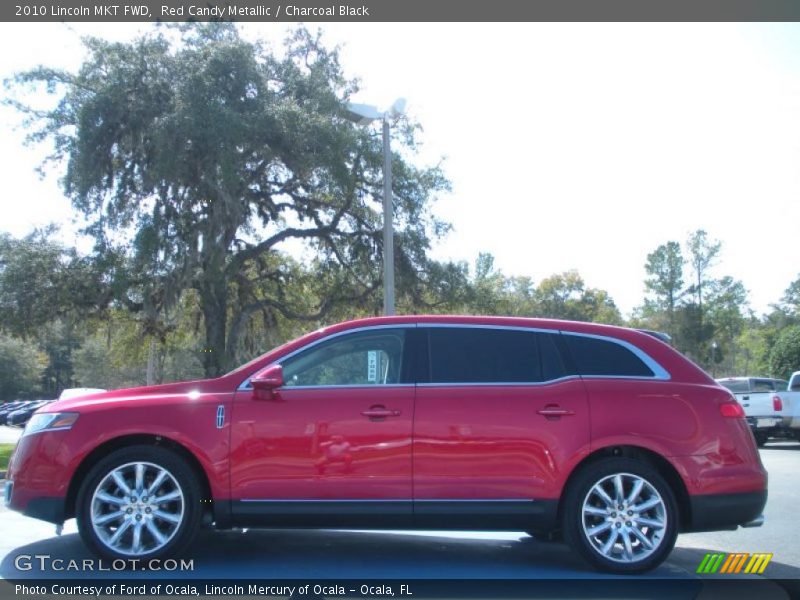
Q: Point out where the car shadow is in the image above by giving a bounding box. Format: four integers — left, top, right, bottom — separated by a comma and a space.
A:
1, 528, 673, 580
762, 442, 800, 451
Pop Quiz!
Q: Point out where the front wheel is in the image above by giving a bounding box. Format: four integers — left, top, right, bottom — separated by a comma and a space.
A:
76, 445, 202, 561
562, 458, 678, 574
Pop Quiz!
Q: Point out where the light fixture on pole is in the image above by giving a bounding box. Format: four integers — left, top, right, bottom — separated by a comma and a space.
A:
344, 97, 406, 316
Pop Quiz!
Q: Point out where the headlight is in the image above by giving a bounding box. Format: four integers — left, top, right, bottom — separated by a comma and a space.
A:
22, 413, 79, 437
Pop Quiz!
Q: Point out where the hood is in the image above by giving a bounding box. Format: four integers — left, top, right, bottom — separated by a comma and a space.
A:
47, 378, 221, 412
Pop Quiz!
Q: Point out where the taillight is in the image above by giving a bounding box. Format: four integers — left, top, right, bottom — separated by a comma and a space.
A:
773, 395, 783, 411
719, 401, 745, 418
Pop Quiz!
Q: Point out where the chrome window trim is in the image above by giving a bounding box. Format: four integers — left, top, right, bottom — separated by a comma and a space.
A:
274, 383, 415, 391
559, 331, 671, 380
237, 322, 672, 390
423, 323, 558, 334
417, 375, 581, 388
237, 324, 416, 391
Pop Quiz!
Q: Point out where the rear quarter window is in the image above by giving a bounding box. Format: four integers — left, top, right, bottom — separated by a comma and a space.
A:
563, 334, 655, 378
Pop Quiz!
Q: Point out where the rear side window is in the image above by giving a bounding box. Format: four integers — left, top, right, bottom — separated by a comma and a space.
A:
718, 379, 750, 393
563, 334, 655, 378
428, 328, 542, 383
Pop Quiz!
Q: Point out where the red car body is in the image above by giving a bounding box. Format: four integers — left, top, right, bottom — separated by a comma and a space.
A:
5, 315, 767, 571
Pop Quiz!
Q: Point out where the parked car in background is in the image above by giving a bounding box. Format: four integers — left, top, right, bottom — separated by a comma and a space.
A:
716, 376, 800, 445
6, 400, 54, 428
5, 316, 766, 574
778, 371, 800, 439
59, 388, 107, 400
0, 401, 29, 426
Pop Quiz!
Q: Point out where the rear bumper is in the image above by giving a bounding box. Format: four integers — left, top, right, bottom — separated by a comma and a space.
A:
686, 490, 767, 532
746, 416, 781, 431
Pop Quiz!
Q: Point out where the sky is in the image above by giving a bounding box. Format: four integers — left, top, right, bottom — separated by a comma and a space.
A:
1, 22, 799, 317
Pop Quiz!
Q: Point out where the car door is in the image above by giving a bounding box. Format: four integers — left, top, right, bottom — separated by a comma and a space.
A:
413, 325, 590, 525
230, 326, 415, 520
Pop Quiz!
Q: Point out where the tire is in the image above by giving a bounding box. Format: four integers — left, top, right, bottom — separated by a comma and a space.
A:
76, 445, 202, 561
562, 458, 678, 574
754, 433, 768, 448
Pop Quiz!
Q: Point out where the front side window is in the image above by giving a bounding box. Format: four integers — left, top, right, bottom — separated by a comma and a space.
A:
282, 329, 406, 387
427, 327, 544, 384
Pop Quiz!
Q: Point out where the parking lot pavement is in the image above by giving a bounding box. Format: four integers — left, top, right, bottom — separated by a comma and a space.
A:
0, 426, 21, 445
1, 443, 797, 590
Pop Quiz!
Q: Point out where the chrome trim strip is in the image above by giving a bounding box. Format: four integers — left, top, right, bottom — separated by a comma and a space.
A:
559, 331, 671, 380
239, 498, 534, 503
237, 324, 416, 390
415, 499, 534, 503
280, 384, 415, 391
417, 375, 581, 388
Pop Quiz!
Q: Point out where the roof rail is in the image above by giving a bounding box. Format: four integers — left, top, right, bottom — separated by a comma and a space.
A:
637, 329, 672, 344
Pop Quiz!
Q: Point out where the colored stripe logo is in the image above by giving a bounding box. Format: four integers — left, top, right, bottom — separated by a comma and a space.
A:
696, 552, 772, 574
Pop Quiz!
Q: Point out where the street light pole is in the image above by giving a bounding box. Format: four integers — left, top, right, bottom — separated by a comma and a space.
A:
382, 117, 395, 316
344, 98, 405, 316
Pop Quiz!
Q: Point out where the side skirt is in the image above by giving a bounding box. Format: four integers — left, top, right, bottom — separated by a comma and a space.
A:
229, 499, 558, 531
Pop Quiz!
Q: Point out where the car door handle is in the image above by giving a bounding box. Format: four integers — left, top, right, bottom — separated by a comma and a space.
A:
537, 406, 575, 418
361, 407, 401, 420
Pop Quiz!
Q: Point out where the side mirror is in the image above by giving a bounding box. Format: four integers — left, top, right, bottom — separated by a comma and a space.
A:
251, 364, 284, 400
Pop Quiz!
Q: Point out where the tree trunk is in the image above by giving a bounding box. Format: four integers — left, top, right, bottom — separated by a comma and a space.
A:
200, 276, 229, 378
146, 337, 157, 385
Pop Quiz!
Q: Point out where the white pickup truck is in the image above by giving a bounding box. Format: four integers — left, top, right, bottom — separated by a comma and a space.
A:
716, 374, 800, 446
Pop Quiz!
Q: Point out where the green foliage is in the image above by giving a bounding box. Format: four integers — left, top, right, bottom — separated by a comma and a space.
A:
769, 326, 800, 380
643, 241, 684, 339
0, 334, 47, 400
9, 24, 450, 377
535, 271, 622, 324
0, 228, 107, 337
0, 444, 15, 471
635, 230, 748, 372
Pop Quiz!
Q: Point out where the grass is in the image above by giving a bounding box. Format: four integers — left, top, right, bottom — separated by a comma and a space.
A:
0, 443, 14, 472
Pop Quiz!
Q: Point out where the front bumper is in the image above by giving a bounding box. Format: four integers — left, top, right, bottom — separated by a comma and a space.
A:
686, 490, 768, 532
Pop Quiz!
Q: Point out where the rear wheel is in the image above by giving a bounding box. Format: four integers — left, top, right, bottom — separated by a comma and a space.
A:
753, 432, 768, 447
76, 445, 202, 561
562, 458, 678, 574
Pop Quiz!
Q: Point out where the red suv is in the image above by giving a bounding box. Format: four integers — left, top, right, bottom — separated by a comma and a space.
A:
5, 316, 766, 573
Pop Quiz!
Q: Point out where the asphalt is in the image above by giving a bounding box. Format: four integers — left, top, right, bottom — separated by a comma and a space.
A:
0, 425, 21, 445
